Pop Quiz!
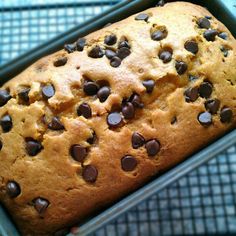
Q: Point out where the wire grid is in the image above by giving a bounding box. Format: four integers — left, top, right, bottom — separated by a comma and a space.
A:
0, 1, 236, 235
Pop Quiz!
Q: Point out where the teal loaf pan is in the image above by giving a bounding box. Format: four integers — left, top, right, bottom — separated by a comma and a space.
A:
0, 1, 235, 235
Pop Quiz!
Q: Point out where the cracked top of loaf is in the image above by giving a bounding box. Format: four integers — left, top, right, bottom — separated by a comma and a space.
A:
0, 2, 236, 235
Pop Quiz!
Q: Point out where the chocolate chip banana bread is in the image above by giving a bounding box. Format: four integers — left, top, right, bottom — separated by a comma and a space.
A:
0, 1, 236, 235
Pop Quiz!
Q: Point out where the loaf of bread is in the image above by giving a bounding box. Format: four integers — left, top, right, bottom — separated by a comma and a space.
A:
0, 1, 236, 235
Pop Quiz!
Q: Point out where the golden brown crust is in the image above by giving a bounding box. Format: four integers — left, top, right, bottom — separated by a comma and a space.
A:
0, 2, 236, 235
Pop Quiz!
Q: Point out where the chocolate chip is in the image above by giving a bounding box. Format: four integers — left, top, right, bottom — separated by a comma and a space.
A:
220, 46, 229, 57
145, 139, 160, 156
83, 81, 99, 96
205, 99, 220, 114
135, 13, 149, 22
129, 94, 144, 108
18, 88, 30, 103
203, 29, 218, 41
198, 112, 212, 126
198, 18, 211, 29
132, 132, 145, 149
218, 32, 228, 40
122, 102, 135, 119
64, 43, 76, 53
104, 34, 117, 45
6, 181, 21, 198
189, 75, 198, 81
151, 30, 167, 41
105, 49, 117, 59
184, 87, 199, 102
77, 103, 92, 119
0, 140, 2, 151
110, 56, 121, 68
48, 117, 64, 130
87, 131, 96, 144
121, 155, 137, 171
88, 46, 104, 58
117, 47, 131, 60
184, 40, 199, 54
0, 90, 11, 107
0, 114, 12, 133
53, 57, 67, 67
33, 198, 49, 214
26, 140, 42, 156
175, 61, 188, 75
142, 80, 155, 93
156, 0, 165, 6
171, 117, 177, 124
159, 50, 172, 63
107, 112, 123, 128
70, 144, 87, 162
199, 82, 213, 98
82, 165, 98, 183
76, 38, 86, 51
118, 40, 130, 49
97, 86, 110, 102
42, 84, 55, 99
220, 107, 233, 123
205, 16, 212, 20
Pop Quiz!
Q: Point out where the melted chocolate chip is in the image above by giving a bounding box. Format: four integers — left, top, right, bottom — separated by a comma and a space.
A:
121, 155, 137, 171
220, 46, 229, 57
159, 50, 172, 63
104, 34, 117, 45
151, 30, 167, 41
110, 56, 121, 68
184, 40, 199, 54
198, 17, 211, 29
218, 32, 228, 40
132, 132, 145, 149
204, 29, 218, 42
0, 140, 2, 151
175, 61, 188, 75
198, 112, 212, 126
6, 181, 21, 198
53, 57, 67, 67
97, 86, 110, 102
118, 40, 130, 49
142, 80, 155, 93
87, 131, 96, 144
76, 38, 86, 51
117, 47, 131, 60
82, 165, 98, 183
220, 107, 233, 123
64, 43, 76, 53
48, 117, 64, 130
26, 140, 42, 156
77, 103, 92, 119
18, 88, 30, 103
1, 114, 12, 133
199, 82, 213, 98
70, 144, 87, 162
107, 112, 123, 127
33, 198, 49, 214
135, 13, 149, 22
184, 87, 199, 102
156, 0, 165, 6
205, 99, 220, 114
122, 102, 135, 120
105, 49, 117, 59
88, 46, 104, 58
0, 90, 11, 107
129, 94, 144, 108
145, 139, 160, 156
42, 84, 55, 99
83, 81, 99, 96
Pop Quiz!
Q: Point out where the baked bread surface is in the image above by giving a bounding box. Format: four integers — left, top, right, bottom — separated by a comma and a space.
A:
0, 2, 236, 235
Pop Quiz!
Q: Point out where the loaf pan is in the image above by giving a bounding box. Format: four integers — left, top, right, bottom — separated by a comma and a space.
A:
0, 1, 235, 235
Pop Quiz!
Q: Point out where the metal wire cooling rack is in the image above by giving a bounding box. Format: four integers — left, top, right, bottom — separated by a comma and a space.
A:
0, 1, 236, 235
